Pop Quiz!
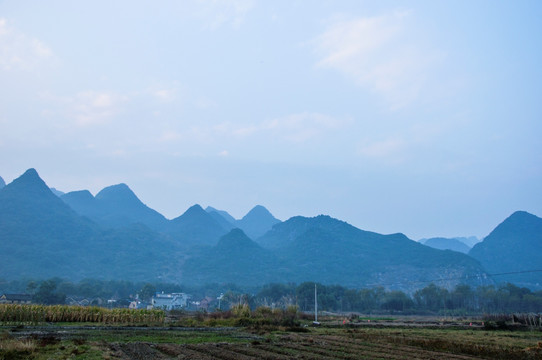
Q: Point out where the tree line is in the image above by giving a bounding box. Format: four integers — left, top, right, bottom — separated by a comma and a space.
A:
1, 278, 541, 314
254, 282, 542, 314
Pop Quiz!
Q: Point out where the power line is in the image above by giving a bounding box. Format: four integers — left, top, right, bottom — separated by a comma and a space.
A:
365, 269, 542, 288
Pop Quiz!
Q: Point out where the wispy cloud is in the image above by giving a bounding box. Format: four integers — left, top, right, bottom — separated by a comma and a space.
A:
358, 137, 407, 162
313, 11, 444, 109
229, 112, 352, 143
70, 91, 128, 126
193, 0, 255, 30
41, 90, 128, 127
0, 18, 54, 71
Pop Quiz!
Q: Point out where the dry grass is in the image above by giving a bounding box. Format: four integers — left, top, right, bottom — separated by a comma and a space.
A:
0, 338, 37, 352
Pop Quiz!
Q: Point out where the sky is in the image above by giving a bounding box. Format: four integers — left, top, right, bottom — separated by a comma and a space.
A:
1, 0, 541, 240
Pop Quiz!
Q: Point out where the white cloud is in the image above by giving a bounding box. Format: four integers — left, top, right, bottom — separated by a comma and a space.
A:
41, 91, 128, 127
313, 11, 444, 109
70, 91, 128, 126
0, 18, 54, 71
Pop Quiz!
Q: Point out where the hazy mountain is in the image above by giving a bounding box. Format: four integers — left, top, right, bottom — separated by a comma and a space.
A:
205, 206, 237, 224
258, 215, 488, 290
50, 187, 65, 197
456, 236, 480, 247
0, 175, 5, 189
469, 211, 542, 289
236, 205, 281, 239
62, 183, 168, 230
205, 205, 280, 239
0, 169, 179, 282
181, 229, 282, 285
165, 204, 229, 246
3, 168, 538, 291
0, 169, 101, 279
205, 207, 236, 231
422, 237, 471, 254
61, 190, 99, 217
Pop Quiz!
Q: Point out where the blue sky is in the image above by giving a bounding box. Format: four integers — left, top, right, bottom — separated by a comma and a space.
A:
1, 0, 541, 239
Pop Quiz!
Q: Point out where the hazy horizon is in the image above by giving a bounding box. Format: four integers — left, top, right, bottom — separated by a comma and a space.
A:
1, 1, 541, 240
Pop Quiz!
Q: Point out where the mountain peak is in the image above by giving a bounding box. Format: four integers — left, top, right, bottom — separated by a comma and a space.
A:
3, 168, 53, 197
0, 175, 5, 189
95, 183, 138, 202
18, 168, 43, 184
469, 211, 542, 287
22, 168, 39, 177
242, 205, 274, 220
205, 206, 237, 224
237, 205, 281, 239
216, 228, 259, 249
488, 210, 541, 238
507, 210, 539, 222
184, 204, 205, 216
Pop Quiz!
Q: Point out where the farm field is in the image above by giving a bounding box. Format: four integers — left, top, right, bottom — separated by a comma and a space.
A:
2, 322, 541, 360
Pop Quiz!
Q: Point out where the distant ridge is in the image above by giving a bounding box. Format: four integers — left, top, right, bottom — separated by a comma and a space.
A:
205, 206, 236, 231
62, 183, 167, 230
50, 187, 64, 197
237, 205, 281, 239
422, 237, 471, 254
0, 175, 5, 189
205, 205, 281, 240
166, 204, 229, 246
205, 206, 237, 224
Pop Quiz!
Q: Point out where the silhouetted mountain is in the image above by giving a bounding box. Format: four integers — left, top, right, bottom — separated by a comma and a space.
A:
50, 187, 64, 197
0, 169, 101, 279
61, 190, 98, 217
469, 211, 542, 288
205, 206, 237, 224
0, 175, 5, 189
457, 236, 480, 247
0, 169, 179, 282
422, 237, 471, 254
236, 205, 280, 239
181, 229, 282, 285
205, 207, 236, 231
258, 215, 487, 290
62, 184, 167, 230
165, 204, 229, 246
4, 168, 538, 291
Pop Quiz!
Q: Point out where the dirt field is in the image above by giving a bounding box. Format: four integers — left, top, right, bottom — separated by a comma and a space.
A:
3, 323, 542, 360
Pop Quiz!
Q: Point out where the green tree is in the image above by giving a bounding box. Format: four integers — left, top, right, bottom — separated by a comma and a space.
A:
26, 280, 38, 295
33, 280, 66, 305
139, 283, 156, 302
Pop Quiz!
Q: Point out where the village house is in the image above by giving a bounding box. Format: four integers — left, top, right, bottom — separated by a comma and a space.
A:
151, 292, 190, 310
128, 300, 151, 310
0, 294, 32, 304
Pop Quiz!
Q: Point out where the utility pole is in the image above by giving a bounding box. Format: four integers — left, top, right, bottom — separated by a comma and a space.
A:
313, 283, 320, 325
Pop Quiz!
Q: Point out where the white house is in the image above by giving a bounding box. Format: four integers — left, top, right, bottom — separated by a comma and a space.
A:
151, 292, 190, 310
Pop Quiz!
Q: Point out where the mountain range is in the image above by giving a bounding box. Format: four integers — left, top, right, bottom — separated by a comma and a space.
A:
420, 237, 472, 254
0, 169, 540, 290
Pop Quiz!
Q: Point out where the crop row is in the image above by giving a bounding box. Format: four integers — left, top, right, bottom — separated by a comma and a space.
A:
0, 304, 165, 324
